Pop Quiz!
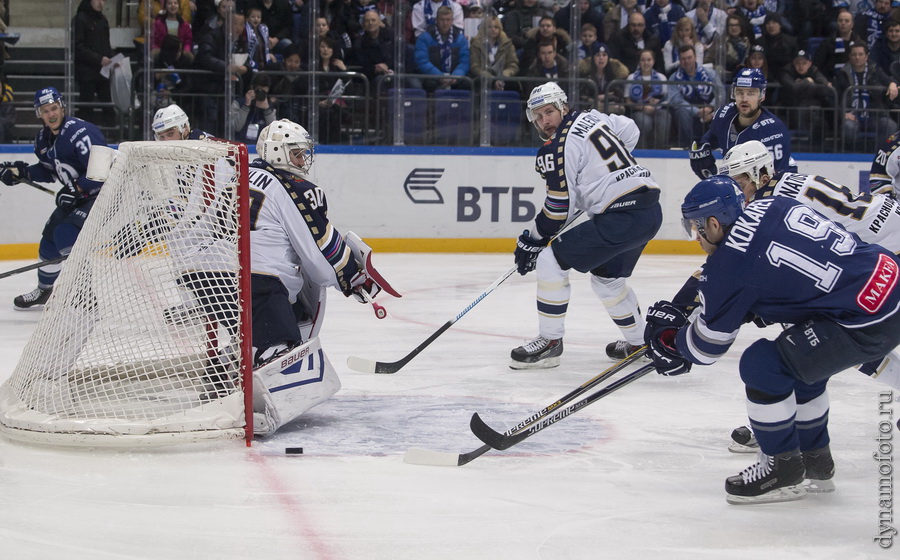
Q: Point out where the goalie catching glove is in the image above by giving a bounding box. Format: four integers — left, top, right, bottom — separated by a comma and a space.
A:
689, 142, 715, 179
514, 229, 550, 275
643, 301, 692, 376
0, 161, 28, 186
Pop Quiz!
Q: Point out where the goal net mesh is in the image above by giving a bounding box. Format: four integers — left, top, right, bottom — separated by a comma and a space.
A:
0, 140, 252, 445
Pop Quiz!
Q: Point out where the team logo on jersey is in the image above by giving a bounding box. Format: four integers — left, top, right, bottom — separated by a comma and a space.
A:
858, 253, 899, 314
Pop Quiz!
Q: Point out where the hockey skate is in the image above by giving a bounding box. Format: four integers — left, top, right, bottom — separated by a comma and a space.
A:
725, 450, 807, 504
802, 446, 836, 494
510, 336, 563, 370
728, 425, 760, 453
13, 286, 52, 310
605, 340, 644, 361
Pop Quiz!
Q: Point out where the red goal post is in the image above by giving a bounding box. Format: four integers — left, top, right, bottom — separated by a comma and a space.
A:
0, 139, 254, 446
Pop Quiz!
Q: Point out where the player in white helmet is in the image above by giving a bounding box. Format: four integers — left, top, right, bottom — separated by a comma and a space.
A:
247, 119, 389, 435
151, 104, 208, 141
511, 82, 662, 369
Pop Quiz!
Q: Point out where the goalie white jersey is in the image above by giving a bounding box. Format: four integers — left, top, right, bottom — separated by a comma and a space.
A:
757, 172, 900, 254
247, 159, 360, 303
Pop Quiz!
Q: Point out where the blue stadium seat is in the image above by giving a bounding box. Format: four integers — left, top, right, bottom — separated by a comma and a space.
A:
806, 37, 824, 60
433, 89, 473, 145
488, 90, 522, 146
386, 88, 428, 144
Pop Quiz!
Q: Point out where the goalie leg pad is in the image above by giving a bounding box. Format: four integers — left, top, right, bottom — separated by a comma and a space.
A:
252, 336, 341, 437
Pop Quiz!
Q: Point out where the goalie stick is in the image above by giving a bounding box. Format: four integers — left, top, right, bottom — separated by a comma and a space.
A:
346, 214, 585, 374
470, 361, 656, 451
345, 231, 401, 320
0, 255, 68, 280
403, 346, 648, 466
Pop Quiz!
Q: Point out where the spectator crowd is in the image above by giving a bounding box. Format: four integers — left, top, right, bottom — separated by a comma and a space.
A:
32, 0, 900, 148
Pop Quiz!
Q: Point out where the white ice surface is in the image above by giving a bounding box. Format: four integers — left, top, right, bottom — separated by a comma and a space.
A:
0, 253, 897, 559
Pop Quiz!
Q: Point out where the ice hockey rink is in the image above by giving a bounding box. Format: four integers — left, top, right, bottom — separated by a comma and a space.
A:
0, 252, 896, 560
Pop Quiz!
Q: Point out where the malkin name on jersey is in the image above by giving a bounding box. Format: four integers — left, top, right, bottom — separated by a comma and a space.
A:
725, 198, 773, 253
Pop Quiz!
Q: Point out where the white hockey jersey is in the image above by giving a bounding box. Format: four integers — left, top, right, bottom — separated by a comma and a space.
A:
532, 110, 661, 239
758, 171, 900, 254
247, 160, 359, 303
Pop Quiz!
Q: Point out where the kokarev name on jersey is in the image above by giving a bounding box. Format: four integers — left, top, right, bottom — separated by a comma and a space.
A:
725, 198, 774, 253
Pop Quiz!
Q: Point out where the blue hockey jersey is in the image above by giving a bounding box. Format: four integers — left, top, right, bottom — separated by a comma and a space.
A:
677, 196, 900, 366
701, 103, 797, 174
27, 116, 108, 196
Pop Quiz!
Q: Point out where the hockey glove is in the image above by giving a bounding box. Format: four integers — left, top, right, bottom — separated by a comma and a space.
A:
689, 142, 715, 179
514, 230, 549, 275
0, 161, 28, 186
644, 301, 692, 376
55, 183, 82, 208
345, 270, 382, 304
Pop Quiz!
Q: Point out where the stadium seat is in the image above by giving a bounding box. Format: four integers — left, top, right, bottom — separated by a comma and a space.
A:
433, 89, 474, 145
385, 88, 428, 144
488, 90, 522, 146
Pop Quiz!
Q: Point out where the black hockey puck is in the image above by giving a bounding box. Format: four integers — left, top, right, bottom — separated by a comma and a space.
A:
285, 447, 304, 455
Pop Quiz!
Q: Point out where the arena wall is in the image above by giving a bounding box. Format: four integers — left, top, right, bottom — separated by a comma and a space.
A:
0, 146, 875, 259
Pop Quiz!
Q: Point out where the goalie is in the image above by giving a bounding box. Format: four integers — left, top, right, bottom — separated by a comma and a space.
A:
249, 119, 389, 436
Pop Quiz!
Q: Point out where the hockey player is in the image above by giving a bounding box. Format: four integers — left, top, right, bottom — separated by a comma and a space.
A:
689, 67, 796, 180
248, 119, 382, 435
869, 129, 900, 198
644, 176, 900, 504
151, 104, 209, 141
0, 86, 108, 310
719, 140, 900, 451
510, 82, 662, 369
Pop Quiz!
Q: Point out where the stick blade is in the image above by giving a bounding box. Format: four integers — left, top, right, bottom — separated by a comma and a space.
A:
346, 355, 377, 373
403, 447, 463, 466
470, 413, 517, 450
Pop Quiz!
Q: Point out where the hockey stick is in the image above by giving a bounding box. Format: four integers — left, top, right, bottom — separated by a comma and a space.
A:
15, 177, 56, 196
0, 255, 68, 280
403, 346, 648, 466
470, 362, 656, 451
346, 214, 585, 374
347, 266, 516, 373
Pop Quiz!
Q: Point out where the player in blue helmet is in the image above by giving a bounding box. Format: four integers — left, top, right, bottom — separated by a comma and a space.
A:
0, 86, 108, 310
689, 67, 796, 180
644, 174, 900, 504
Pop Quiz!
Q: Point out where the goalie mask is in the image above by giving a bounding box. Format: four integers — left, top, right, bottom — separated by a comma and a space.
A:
526, 82, 568, 136
681, 176, 745, 243
152, 104, 191, 140
257, 119, 314, 176
34, 86, 64, 117
719, 140, 774, 187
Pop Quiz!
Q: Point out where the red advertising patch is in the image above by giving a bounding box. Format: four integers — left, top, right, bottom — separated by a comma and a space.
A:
857, 253, 899, 314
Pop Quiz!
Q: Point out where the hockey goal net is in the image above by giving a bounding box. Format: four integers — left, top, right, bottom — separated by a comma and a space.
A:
0, 140, 253, 446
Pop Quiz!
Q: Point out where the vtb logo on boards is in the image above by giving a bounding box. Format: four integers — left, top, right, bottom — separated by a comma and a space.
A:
403, 168, 538, 223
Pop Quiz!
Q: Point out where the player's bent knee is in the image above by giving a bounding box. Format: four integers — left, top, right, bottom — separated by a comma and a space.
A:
739, 339, 795, 396
252, 336, 340, 437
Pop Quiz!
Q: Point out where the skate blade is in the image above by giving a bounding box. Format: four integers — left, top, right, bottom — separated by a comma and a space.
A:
803, 478, 836, 494
508, 357, 561, 370
728, 441, 760, 453
726, 485, 807, 505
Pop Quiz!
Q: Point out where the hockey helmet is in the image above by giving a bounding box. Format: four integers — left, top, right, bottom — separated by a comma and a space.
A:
257, 119, 314, 175
34, 86, 64, 117
731, 67, 766, 101
681, 176, 745, 241
526, 82, 568, 124
719, 140, 774, 187
152, 104, 191, 140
